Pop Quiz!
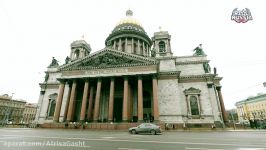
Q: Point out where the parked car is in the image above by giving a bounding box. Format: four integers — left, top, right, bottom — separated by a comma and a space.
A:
129, 123, 162, 135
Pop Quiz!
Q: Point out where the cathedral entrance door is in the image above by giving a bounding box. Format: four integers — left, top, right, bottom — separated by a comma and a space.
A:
113, 97, 122, 122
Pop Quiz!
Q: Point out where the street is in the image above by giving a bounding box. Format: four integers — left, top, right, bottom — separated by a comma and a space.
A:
0, 128, 266, 150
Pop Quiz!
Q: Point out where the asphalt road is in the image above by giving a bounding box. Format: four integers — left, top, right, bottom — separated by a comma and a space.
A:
0, 128, 266, 150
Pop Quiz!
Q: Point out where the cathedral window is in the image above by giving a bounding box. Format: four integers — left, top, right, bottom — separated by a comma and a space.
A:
190, 96, 200, 115
133, 43, 137, 54
159, 41, 165, 52
48, 99, 56, 117
122, 43, 125, 52
46, 93, 57, 118
116, 42, 119, 50
140, 45, 143, 55
74, 49, 80, 59
183, 87, 202, 117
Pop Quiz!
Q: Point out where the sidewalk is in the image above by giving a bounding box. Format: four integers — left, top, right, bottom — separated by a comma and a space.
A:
163, 127, 266, 132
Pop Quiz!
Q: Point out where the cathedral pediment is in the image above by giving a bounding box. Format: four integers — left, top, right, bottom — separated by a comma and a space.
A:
183, 87, 201, 95
59, 48, 157, 71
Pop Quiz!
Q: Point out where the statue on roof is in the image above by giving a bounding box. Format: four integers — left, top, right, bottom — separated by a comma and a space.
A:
203, 62, 211, 73
214, 67, 217, 75
49, 57, 59, 67
65, 56, 71, 64
193, 44, 206, 56
151, 48, 156, 57
44, 72, 49, 82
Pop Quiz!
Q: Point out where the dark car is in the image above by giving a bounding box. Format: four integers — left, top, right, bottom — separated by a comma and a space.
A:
129, 123, 162, 135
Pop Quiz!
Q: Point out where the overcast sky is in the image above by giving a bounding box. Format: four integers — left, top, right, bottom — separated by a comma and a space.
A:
0, 0, 265, 109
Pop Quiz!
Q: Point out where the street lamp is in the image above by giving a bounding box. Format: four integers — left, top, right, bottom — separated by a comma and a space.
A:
219, 112, 225, 128
1, 93, 14, 126
6, 93, 14, 124
230, 112, 236, 130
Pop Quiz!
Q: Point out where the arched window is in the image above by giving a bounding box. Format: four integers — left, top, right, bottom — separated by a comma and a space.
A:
46, 93, 57, 118
115, 41, 119, 50
159, 41, 165, 52
133, 43, 137, 54
48, 99, 56, 117
74, 49, 80, 59
122, 42, 125, 52
190, 96, 199, 115
140, 45, 143, 55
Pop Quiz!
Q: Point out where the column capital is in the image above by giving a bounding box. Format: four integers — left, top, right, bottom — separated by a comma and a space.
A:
64, 79, 72, 85
216, 85, 222, 91
123, 76, 129, 80
98, 77, 102, 82
40, 90, 45, 95
58, 79, 66, 84
82, 78, 90, 82
152, 74, 158, 80
70, 79, 78, 83
207, 83, 213, 88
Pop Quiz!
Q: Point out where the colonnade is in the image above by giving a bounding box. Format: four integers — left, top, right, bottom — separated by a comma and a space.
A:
111, 38, 150, 57
53, 75, 159, 123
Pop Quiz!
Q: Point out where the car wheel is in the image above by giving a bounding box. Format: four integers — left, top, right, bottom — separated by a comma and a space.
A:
131, 130, 137, 134
150, 130, 156, 135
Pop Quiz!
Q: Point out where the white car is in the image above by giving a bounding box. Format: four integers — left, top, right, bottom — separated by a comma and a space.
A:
129, 123, 162, 135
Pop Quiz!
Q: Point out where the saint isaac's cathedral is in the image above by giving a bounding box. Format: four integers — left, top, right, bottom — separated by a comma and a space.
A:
35, 10, 227, 129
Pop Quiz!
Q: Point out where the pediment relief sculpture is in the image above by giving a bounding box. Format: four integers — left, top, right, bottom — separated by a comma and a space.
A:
184, 87, 201, 95
79, 53, 143, 67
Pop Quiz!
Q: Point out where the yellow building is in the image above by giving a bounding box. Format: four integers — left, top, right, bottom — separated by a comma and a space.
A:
235, 94, 266, 122
0, 94, 26, 124
23, 103, 37, 124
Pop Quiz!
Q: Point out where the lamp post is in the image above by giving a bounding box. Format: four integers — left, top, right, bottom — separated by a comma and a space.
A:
6, 93, 14, 124
1, 93, 14, 126
230, 111, 236, 130
219, 112, 225, 128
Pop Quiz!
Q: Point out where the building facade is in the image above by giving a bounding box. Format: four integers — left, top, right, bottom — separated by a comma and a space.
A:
236, 94, 266, 122
35, 10, 227, 128
23, 103, 37, 124
0, 94, 26, 124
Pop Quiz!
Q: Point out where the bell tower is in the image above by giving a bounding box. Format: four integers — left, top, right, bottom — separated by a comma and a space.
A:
70, 40, 91, 60
152, 29, 172, 57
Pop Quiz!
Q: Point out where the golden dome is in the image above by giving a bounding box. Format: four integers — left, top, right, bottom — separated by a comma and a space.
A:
116, 9, 142, 27
105, 9, 151, 47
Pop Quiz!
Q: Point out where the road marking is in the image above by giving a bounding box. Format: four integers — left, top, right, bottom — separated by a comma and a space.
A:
1, 134, 266, 148
186, 147, 224, 150
237, 148, 266, 150
102, 137, 115, 139
118, 148, 147, 150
